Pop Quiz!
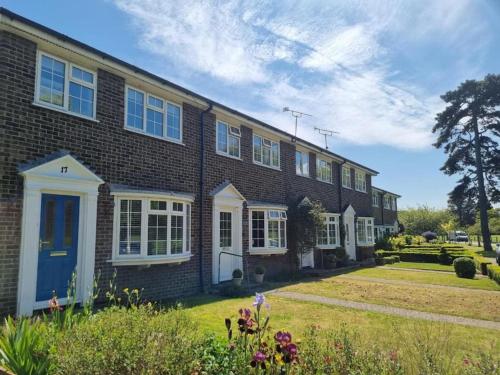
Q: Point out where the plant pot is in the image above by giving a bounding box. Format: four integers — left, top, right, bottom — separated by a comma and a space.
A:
232, 277, 243, 286
254, 273, 264, 284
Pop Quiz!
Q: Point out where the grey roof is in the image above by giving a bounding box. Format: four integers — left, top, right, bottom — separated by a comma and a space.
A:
246, 200, 288, 210
372, 186, 401, 198
209, 180, 233, 197
0, 7, 378, 175
18, 150, 71, 172
109, 184, 195, 200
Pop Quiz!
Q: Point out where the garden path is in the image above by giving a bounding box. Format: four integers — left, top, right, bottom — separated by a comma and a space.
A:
268, 290, 500, 330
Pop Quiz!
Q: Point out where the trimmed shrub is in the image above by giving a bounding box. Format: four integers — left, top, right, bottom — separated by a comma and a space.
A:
438, 248, 453, 265
375, 257, 385, 265
487, 265, 500, 284
232, 268, 243, 278
375, 250, 470, 263
473, 257, 492, 275
374, 236, 391, 250
453, 257, 476, 279
254, 266, 265, 275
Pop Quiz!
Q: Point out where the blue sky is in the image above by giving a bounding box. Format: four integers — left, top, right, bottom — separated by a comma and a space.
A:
3, 0, 500, 208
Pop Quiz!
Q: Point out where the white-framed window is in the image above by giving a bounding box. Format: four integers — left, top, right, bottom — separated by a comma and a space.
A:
354, 170, 367, 192
342, 166, 351, 188
316, 158, 332, 183
125, 86, 182, 142
317, 214, 340, 248
296, 150, 309, 177
216, 120, 241, 158
372, 191, 379, 207
383, 195, 391, 210
356, 217, 374, 245
35, 51, 97, 119
112, 196, 192, 263
253, 135, 280, 169
250, 209, 287, 251
391, 196, 397, 211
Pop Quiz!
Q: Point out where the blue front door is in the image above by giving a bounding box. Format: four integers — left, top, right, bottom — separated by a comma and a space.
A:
36, 194, 80, 302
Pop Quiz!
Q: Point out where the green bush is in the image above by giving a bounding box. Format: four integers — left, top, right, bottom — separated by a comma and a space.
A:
0, 316, 49, 375
375, 236, 391, 250
375, 257, 385, 265
48, 305, 201, 375
453, 257, 476, 279
254, 265, 265, 275
232, 268, 243, 278
487, 265, 500, 284
437, 248, 453, 265
473, 256, 492, 275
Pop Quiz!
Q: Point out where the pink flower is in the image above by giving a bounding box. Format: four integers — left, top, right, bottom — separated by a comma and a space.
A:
253, 351, 266, 362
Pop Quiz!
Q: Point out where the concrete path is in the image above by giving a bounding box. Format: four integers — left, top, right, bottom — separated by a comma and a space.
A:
336, 274, 500, 295
268, 290, 500, 330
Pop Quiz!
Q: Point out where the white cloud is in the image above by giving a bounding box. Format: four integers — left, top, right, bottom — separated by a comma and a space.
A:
112, 0, 488, 150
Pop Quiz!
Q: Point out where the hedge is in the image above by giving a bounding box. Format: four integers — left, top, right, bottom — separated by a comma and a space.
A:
487, 264, 500, 284
375, 256, 400, 265
403, 244, 464, 250
374, 250, 471, 263
472, 256, 492, 275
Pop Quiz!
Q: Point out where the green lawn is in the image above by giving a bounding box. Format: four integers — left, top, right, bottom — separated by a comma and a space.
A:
385, 261, 454, 272
354, 267, 500, 291
278, 273, 500, 321
180, 294, 499, 360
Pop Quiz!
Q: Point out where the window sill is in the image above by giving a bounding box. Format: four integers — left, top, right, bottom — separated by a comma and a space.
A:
32, 101, 99, 123
216, 151, 242, 161
357, 243, 374, 247
342, 185, 352, 190
124, 126, 185, 146
253, 161, 281, 172
316, 178, 333, 185
354, 189, 367, 194
108, 254, 192, 266
296, 173, 310, 179
316, 244, 341, 250
249, 248, 288, 256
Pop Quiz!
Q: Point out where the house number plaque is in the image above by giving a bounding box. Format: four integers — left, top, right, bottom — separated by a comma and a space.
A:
60, 166, 68, 174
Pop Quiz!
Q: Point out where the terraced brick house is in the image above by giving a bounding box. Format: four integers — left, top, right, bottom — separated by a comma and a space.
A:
0, 8, 400, 316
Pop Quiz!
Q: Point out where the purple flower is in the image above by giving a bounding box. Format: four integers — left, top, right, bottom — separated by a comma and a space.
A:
253, 351, 266, 362
253, 293, 266, 308
275, 331, 292, 344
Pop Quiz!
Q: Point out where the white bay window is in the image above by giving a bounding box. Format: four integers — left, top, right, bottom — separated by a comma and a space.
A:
356, 217, 374, 245
250, 208, 287, 254
317, 214, 340, 248
112, 193, 192, 265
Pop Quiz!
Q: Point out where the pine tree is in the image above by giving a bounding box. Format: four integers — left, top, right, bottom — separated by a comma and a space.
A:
433, 74, 500, 252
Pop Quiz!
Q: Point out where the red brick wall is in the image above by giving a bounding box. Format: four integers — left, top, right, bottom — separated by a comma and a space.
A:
0, 30, 381, 315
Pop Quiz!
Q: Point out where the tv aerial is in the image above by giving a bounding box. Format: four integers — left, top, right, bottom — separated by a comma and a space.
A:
314, 127, 339, 150
283, 107, 312, 142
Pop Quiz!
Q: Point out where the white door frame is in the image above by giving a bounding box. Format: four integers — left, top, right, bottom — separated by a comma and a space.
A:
17, 154, 103, 316
210, 183, 245, 284
343, 205, 356, 261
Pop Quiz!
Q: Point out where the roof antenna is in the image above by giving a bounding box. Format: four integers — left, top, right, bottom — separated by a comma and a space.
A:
283, 107, 312, 142
314, 127, 339, 150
